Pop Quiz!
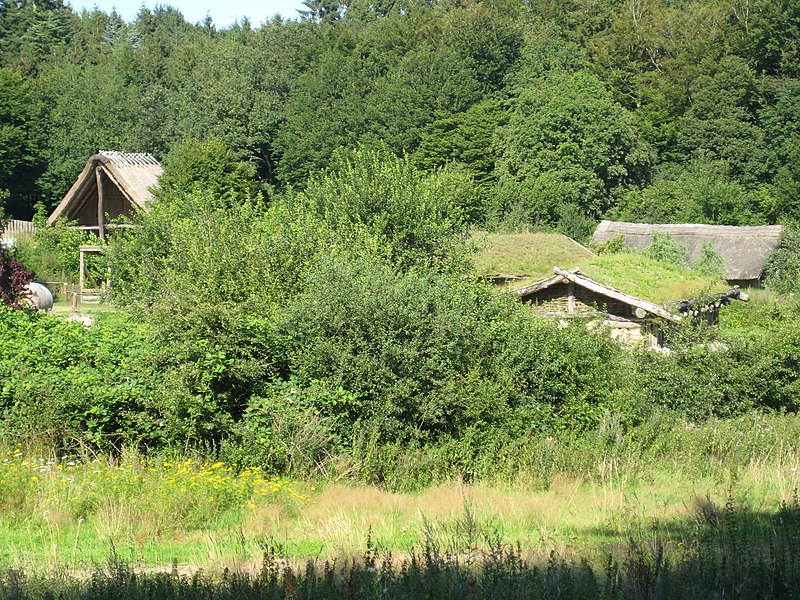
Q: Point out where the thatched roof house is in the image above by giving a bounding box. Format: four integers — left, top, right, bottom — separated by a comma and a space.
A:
515, 266, 679, 347
48, 152, 163, 239
593, 220, 783, 286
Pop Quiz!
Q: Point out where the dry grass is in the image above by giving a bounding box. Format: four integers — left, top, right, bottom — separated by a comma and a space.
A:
3, 426, 800, 573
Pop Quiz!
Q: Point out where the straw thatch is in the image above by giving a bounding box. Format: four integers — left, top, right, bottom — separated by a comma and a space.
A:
593, 220, 783, 283
47, 152, 163, 237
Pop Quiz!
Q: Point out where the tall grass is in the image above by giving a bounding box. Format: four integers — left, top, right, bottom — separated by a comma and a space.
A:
3, 493, 800, 599
2, 411, 800, 575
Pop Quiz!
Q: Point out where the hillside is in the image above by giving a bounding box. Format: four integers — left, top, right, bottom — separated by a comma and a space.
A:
473, 231, 727, 304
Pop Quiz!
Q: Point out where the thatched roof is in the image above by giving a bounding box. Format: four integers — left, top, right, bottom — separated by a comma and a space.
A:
48, 151, 162, 226
593, 220, 783, 281
514, 266, 681, 322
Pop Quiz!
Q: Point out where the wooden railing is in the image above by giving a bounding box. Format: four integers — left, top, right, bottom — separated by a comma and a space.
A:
1, 220, 36, 237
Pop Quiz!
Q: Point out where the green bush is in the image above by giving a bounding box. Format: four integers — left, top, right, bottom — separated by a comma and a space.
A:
643, 232, 689, 268
0, 308, 160, 450
764, 224, 800, 293
13, 207, 101, 284
631, 321, 800, 420
277, 250, 633, 482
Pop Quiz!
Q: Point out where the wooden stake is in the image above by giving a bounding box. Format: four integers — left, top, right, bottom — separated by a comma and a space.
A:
95, 167, 105, 240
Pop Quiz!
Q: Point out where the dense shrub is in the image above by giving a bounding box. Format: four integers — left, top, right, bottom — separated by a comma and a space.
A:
631, 321, 800, 420
764, 224, 800, 293
0, 308, 160, 450
272, 250, 633, 482
13, 210, 101, 284
642, 232, 689, 268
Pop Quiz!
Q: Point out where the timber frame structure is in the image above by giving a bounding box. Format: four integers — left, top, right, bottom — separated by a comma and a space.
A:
514, 267, 680, 347
47, 152, 162, 240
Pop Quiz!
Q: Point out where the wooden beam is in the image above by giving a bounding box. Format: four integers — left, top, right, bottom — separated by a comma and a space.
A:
95, 167, 105, 240
552, 267, 680, 322
79, 248, 86, 292
567, 281, 576, 313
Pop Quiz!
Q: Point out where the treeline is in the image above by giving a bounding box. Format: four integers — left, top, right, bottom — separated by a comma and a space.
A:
1, 0, 799, 234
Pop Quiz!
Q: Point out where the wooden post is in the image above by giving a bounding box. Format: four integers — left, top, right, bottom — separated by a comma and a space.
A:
79, 249, 85, 292
71, 292, 78, 313
567, 281, 576, 314
95, 167, 105, 240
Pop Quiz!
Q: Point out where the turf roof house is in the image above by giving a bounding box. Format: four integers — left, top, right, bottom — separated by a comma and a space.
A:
515, 267, 680, 347
47, 152, 163, 240
593, 220, 783, 287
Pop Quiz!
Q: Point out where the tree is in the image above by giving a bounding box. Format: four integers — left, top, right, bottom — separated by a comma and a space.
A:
675, 56, 767, 185
157, 137, 260, 206
767, 135, 800, 222
613, 158, 761, 225
415, 97, 508, 224
495, 69, 653, 225
0, 68, 41, 218
298, 0, 342, 25
281, 146, 472, 273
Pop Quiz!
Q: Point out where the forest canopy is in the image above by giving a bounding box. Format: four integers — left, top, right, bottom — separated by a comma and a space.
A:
1, 0, 798, 234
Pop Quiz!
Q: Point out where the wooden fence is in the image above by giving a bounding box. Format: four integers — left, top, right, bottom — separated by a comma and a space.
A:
1, 220, 36, 237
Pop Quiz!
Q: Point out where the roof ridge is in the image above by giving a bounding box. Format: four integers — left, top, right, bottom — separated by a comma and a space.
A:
97, 151, 161, 168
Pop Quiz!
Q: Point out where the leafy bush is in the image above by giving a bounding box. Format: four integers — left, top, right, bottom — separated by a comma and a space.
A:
0, 244, 32, 308
631, 321, 800, 421
695, 241, 726, 279
13, 207, 101, 284
764, 224, 800, 293
277, 250, 633, 482
0, 308, 160, 450
643, 232, 689, 268
283, 146, 472, 274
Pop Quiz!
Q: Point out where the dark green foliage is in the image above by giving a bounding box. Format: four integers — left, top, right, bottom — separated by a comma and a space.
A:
0, 0, 798, 232
107, 192, 284, 446
613, 159, 761, 225
495, 69, 653, 226
0, 68, 42, 217
277, 251, 631, 481
767, 135, 800, 222
632, 321, 800, 420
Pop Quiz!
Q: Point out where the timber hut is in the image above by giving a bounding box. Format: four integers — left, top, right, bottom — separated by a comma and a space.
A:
514, 267, 680, 347
592, 221, 783, 287
48, 152, 163, 240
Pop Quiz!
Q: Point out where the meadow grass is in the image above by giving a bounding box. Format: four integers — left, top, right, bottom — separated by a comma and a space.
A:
2, 412, 800, 577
